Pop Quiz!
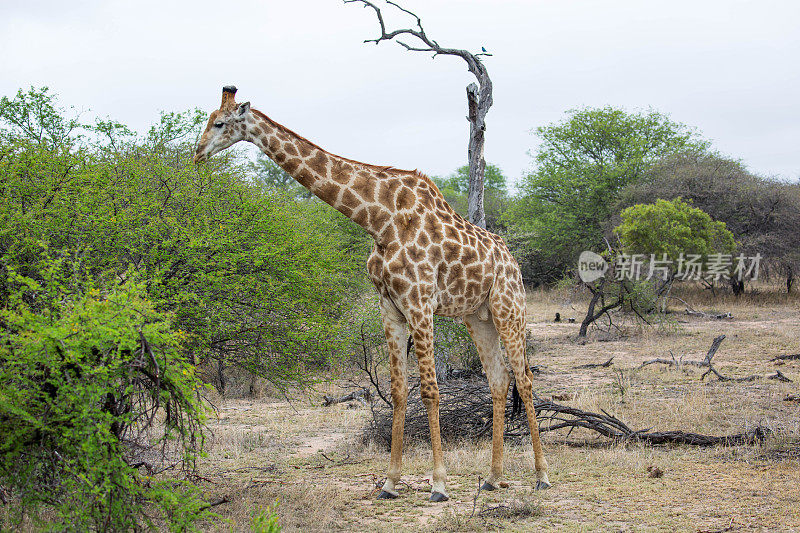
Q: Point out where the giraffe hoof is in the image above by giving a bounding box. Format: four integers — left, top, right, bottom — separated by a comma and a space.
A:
535, 480, 552, 491
377, 490, 398, 500
480, 481, 498, 491
429, 491, 449, 502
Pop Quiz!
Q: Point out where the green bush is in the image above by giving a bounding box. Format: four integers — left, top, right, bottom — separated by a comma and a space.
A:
616, 198, 736, 272
0, 258, 210, 530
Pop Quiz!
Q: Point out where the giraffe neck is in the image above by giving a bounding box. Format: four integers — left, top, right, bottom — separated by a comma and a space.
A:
247, 109, 394, 238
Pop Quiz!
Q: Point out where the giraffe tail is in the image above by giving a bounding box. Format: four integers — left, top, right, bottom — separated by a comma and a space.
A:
511, 381, 522, 419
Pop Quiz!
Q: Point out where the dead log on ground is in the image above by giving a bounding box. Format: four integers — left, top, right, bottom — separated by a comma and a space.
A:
323, 388, 371, 406
363, 376, 769, 449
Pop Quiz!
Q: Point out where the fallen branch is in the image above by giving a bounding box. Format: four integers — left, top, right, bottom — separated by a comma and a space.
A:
770, 353, 800, 362
685, 309, 733, 320
640, 335, 760, 382
322, 388, 371, 406
362, 375, 769, 448
768, 370, 793, 383
199, 496, 230, 512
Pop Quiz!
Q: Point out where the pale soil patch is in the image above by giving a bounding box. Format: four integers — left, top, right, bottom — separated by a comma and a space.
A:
196, 287, 800, 532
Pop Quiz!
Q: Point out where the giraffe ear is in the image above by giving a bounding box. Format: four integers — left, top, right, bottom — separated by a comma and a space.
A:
237, 102, 251, 116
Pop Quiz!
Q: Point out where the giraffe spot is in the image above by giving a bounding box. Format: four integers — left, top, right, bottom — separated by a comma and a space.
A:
297, 168, 316, 188
398, 213, 421, 242
284, 143, 299, 156
268, 136, 281, 152
352, 173, 375, 200
401, 176, 417, 188
276, 131, 290, 142
443, 241, 461, 263
274, 152, 287, 163
395, 187, 415, 211
352, 207, 368, 227
444, 224, 461, 243
424, 214, 444, 243
307, 151, 329, 176
378, 180, 400, 208
391, 277, 410, 295
298, 142, 313, 158
341, 189, 360, 211
407, 245, 426, 263
283, 158, 301, 173
369, 206, 391, 230
447, 263, 464, 286
428, 245, 443, 264
316, 182, 341, 204
465, 281, 482, 299
417, 231, 430, 248
462, 247, 479, 265
408, 286, 420, 305
331, 162, 350, 185
466, 264, 483, 281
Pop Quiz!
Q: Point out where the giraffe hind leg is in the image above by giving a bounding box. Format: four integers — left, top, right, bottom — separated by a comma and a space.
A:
377, 298, 408, 499
464, 313, 511, 491
492, 305, 550, 490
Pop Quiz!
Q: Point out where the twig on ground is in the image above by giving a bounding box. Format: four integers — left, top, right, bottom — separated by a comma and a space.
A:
768, 370, 793, 383
199, 496, 230, 512
770, 353, 800, 362
574, 357, 614, 369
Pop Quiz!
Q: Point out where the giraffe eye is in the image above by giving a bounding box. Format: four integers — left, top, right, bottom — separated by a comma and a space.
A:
214, 122, 224, 128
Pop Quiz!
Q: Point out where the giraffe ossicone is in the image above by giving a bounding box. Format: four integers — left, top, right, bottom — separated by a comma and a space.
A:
194, 86, 550, 501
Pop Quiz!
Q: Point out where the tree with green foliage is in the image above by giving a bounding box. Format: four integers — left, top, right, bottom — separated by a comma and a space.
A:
618, 151, 800, 293
577, 199, 734, 336
616, 198, 736, 274
505, 107, 708, 284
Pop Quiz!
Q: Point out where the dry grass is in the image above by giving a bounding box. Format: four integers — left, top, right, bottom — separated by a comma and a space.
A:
192, 286, 800, 532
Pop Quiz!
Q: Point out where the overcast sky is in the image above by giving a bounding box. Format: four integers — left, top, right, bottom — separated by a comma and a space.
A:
2, 0, 799, 186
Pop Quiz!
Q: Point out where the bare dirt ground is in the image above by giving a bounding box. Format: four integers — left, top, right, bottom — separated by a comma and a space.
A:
196, 286, 800, 532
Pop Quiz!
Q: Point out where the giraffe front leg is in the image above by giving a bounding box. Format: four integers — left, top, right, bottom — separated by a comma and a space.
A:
378, 305, 408, 499
412, 323, 449, 502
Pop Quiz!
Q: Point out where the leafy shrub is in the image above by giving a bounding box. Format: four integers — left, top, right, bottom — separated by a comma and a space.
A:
0, 257, 210, 530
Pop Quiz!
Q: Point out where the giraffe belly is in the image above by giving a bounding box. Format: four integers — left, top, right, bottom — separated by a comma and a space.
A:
433, 285, 492, 318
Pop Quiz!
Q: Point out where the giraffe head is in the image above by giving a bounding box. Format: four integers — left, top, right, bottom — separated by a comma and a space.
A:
193, 85, 251, 163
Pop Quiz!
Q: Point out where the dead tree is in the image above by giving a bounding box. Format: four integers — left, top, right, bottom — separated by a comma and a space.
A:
346, 0, 494, 229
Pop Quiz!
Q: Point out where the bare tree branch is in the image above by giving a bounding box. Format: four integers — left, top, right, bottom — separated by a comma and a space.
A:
346, 0, 494, 228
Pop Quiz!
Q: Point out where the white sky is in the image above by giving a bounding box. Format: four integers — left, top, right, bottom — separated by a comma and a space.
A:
2, 0, 799, 186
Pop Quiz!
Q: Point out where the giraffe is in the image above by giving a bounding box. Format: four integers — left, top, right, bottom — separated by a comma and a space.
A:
194, 86, 550, 501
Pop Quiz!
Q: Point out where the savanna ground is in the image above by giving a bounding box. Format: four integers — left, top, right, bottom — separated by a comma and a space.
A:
196, 285, 800, 532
